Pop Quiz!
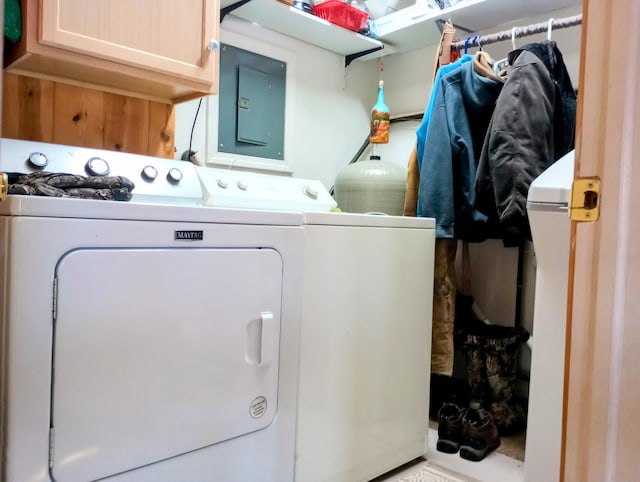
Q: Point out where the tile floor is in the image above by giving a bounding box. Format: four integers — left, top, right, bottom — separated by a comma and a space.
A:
374, 429, 524, 482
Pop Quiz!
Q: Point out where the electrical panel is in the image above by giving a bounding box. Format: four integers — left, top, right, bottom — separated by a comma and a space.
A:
218, 44, 286, 160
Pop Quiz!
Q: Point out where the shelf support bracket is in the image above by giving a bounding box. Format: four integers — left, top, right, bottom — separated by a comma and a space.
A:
435, 18, 473, 35
345, 45, 384, 68
221, 0, 254, 22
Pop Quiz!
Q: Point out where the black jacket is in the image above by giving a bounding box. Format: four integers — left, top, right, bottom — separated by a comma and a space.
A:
475, 41, 576, 246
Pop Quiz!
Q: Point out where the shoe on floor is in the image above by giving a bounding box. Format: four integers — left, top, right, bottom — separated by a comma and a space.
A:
436, 402, 465, 454
459, 407, 500, 462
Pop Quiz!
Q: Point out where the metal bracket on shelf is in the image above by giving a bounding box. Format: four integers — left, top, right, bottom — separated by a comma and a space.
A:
221, 0, 254, 22
435, 18, 473, 35
345, 45, 384, 68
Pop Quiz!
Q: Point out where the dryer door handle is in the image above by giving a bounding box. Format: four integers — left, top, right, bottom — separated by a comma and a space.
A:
259, 311, 275, 366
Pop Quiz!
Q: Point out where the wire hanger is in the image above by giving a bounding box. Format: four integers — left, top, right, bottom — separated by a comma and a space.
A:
464, 37, 471, 54
547, 18, 554, 41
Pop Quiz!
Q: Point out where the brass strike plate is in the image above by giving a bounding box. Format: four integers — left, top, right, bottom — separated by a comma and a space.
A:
0, 173, 7, 202
570, 177, 600, 222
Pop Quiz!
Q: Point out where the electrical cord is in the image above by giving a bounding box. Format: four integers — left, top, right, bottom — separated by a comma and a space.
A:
181, 97, 203, 163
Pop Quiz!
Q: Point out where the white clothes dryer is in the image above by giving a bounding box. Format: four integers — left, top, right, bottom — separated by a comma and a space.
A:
0, 139, 303, 482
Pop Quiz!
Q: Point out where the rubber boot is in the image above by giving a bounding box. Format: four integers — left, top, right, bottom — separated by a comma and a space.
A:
456, 292, 490, 408
461, 323, 491, 410
483, 325, 530, 436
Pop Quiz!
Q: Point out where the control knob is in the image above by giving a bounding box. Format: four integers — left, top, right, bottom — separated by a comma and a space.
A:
303, 185, 319, 200
141, 165, 158, 182
167, 168, 183, 184
28, 152, 49, 168
85, 157, 110, 176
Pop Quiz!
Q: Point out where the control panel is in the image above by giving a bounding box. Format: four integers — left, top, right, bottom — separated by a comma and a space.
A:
0, 138, 203, 205
196, 166, 337, 212
0, 138, 337, 212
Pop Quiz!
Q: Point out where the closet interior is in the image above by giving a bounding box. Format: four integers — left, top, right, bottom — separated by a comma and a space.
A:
408, 4, 583, 481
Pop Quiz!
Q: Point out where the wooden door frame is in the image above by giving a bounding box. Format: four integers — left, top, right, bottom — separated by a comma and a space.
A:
563, 0, 640, 480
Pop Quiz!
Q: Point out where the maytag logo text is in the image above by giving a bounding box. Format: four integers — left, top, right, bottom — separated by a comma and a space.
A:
175, 230, 204, 241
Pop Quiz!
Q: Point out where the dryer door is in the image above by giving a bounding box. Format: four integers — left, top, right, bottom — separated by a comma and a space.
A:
50, 247, 283, 482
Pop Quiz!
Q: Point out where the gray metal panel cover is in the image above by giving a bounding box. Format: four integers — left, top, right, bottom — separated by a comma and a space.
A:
219, 44, 286, 160
237, 65, 270, 146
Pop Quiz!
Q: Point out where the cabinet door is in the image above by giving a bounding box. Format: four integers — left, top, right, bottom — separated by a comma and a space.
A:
40, 0, 218, 90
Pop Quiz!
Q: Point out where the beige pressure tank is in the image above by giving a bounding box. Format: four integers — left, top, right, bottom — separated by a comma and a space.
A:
333, 155, 407, 216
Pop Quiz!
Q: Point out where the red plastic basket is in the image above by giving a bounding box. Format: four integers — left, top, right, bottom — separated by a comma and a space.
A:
312, 0, 369, 32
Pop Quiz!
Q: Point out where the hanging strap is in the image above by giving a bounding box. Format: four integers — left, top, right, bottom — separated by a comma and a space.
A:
432, 21, 456, 81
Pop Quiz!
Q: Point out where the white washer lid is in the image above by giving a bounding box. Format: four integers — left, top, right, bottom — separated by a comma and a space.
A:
527, 150, 575, 205
303, 211, 435, 228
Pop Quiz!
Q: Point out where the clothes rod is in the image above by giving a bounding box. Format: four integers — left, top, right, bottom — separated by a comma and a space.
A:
451, 14, 582, 50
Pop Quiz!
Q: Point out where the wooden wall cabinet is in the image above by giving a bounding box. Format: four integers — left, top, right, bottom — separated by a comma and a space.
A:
5, 0, 219, 104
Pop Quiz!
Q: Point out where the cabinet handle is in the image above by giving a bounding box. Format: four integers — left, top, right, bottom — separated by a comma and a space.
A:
207, 39, 220, 52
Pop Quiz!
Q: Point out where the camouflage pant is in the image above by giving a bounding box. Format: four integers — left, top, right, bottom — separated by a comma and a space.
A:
7, 172, 135, 201
462, 324, 529, 435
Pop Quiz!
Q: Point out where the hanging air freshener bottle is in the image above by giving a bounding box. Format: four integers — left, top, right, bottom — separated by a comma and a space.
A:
370, 79, 390, 144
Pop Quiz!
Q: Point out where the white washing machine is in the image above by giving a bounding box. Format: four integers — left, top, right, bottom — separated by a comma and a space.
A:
0, 139, 304, 482
525, 150, 574, 482
296, 212, 435, 482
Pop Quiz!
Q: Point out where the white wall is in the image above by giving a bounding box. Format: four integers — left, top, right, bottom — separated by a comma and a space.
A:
176, 16, 380, 189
